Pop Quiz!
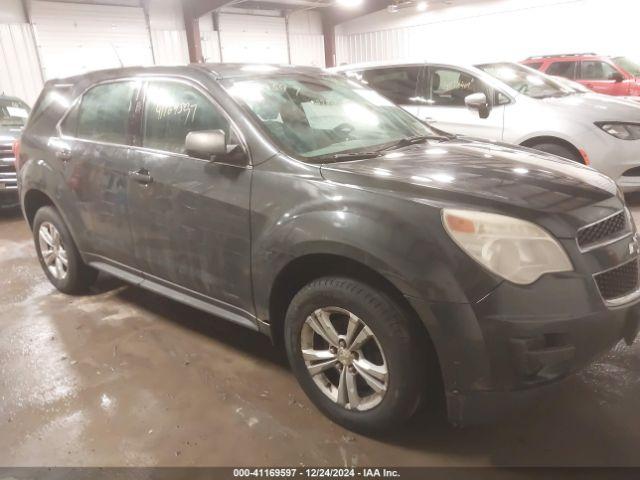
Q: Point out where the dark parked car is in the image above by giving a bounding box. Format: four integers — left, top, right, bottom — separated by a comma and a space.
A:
17, 64, 640, 432
0, 95, 30, 208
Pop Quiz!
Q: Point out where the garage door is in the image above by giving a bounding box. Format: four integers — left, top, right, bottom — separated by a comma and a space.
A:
219, 13, 288, 64
30, 0, 154, 80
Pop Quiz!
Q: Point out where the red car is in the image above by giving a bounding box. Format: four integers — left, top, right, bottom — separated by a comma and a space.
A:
522, 53, 640, 97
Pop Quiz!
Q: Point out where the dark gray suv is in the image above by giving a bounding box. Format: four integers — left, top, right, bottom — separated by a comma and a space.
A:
17, 64, 640, 432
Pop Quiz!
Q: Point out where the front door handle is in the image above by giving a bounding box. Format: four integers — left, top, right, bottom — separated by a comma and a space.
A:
129, 168, 153, 185
56, 149, 72, 162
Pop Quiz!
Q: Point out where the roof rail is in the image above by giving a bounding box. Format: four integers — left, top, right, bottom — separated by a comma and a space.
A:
526, 53, 598, 60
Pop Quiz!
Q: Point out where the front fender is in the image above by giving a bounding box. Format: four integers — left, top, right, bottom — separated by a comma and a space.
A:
252, 209, 427, 322
250, 157, 499, 322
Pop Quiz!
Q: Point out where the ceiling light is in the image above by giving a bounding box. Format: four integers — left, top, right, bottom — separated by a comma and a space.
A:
336, 0, 363, 7
416, 1, 427, 11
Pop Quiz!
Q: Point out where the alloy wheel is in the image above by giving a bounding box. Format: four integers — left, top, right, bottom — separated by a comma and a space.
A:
300, 306, 388, 411
38, 222, 68, 280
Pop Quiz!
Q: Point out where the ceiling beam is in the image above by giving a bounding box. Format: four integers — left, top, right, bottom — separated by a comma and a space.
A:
184, 0, 240, 18
321, 0, 389, 27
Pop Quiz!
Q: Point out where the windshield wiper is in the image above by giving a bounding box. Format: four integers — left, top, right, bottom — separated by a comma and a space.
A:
320, 151, 384, 162
381, 134, 451, 152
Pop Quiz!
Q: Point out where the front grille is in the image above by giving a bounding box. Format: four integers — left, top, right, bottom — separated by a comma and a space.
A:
0, 157, 17, 189
594, 258, 639, 301
0, 159, 15, 169
577, 211, 628, 250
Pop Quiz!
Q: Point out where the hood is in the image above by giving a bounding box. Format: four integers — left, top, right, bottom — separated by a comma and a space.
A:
320, 138, 621, 237
537, 93, 640, 122
0, 126, 22, 147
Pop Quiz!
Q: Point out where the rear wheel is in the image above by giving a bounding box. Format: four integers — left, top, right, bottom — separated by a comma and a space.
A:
33, 206, 98, 294
529, 142, 584, 164
284, 277, 429, 433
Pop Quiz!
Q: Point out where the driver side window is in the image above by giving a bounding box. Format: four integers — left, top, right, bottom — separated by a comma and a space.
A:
142, 81, 229, 155
428, 68, 487, 107
579, 61, 618, 81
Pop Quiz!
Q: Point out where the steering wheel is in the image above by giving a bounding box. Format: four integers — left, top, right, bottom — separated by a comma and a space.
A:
332, 122, 355, 139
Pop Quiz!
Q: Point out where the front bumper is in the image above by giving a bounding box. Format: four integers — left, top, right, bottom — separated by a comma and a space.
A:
418, 282, 640, 426
409, 214, 640, 426
446, 305, 639, 426
0, 150, 18, 207
582, 132, 640, 192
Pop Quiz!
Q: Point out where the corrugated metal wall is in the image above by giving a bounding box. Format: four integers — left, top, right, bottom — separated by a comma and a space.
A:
0, 24, 43, 105
201, 30, 221, 63
149, 29, 189, 66
290, 33, 325, 68
335, 0, 640, 66
336, 29, 415, 66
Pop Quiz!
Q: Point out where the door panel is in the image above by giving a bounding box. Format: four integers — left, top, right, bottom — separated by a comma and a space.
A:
128, 80, 254, 315
578, 60, 630, 96
417, 66, 504, 141
58, 80, 141, 266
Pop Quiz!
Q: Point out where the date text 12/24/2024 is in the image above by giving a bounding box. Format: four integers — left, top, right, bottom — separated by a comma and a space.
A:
233, 468, 401, 478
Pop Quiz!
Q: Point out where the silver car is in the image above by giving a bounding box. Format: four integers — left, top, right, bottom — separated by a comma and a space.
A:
334, 61, 640, 191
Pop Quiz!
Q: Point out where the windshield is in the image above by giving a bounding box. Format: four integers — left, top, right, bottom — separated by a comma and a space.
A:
0, 98, 30, 127
224, 73, 435, 161
478, 63, 574, 99
613, 56, 640, 76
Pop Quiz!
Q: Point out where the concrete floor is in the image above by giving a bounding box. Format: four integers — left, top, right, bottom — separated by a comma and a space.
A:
0, 203, 639, 468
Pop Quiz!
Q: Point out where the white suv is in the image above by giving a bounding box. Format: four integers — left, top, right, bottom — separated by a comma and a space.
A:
334, 61, 640, 191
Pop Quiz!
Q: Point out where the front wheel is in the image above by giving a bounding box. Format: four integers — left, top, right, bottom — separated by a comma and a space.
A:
284, 277, 429, 433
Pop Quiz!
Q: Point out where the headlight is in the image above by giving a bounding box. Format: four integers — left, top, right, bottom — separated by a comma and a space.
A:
596, 122, 640, 140
442, 209, 573, 285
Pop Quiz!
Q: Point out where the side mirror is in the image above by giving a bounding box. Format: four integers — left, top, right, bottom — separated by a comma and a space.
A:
465, 92, 490, 119
610, 72, 624, 83
185, 129, 227, 159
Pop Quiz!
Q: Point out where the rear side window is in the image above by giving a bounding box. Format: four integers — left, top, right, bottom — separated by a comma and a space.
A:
73, 81, 138, 144
546, 61, 577, 79
579, 61, 618, 80
526, 62, 543, 70
142, 81, 229, 155
360, 67, 424, 105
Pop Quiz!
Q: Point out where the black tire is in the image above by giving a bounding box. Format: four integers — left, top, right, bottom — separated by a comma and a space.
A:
530, 142, 584, 164
33, 206, 98, 294
284, 277, 429, 433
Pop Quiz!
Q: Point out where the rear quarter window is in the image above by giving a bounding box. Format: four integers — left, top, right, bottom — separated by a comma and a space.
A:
26, 86, 73, 133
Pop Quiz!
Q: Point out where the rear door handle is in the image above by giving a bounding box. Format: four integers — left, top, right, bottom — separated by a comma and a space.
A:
56, 149, 72, 162
129, 168, 153, 185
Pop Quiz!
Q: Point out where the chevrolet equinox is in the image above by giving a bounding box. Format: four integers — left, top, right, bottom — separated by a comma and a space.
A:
16, 64, 640, 432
